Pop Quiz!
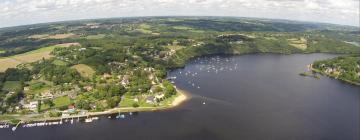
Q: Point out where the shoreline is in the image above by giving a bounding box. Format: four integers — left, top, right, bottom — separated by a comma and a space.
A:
310, 66, 360, 87
1, 88, 190, 124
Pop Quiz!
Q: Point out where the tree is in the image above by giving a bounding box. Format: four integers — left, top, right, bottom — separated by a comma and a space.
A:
43, 99, 54, 108
37, 100, 42, 113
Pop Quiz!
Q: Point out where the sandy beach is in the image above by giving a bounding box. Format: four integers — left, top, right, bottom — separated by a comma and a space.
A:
172, 89, 190, 106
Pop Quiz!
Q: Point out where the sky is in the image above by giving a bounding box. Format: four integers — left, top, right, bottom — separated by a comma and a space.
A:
0, 0, 359, 28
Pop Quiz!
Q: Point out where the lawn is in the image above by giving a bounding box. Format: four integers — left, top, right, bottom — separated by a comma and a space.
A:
71, 64, 95, 78
2, 81, 22, 92
119, 97, 137, 107
53, 96, 72, 108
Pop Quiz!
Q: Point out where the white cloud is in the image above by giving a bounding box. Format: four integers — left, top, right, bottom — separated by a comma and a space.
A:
0, 0, 358, 28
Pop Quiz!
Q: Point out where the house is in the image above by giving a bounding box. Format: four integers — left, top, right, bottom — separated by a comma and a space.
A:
102, 73, 112, 79
23, 87, 29, 91
66, 105, 76, 113
83, 85, 93, 92
155, 93, 165, 99
41, 91, 54, 100
146, 96, 156, 104
121, 75, 130, 86
144, 67, 155, 72
24, 101, 38, 111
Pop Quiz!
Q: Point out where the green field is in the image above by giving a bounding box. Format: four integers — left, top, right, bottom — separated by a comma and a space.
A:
120, 97, 154, 107
173, 26, 193, 30
53, 96, 72, 108
2, 81, 22, 92
52, 60, 68, 66
86, 34, 106, 39
71, 64, 95, 78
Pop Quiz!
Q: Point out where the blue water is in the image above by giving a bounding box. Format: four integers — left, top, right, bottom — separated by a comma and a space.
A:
1, 54, 359, 140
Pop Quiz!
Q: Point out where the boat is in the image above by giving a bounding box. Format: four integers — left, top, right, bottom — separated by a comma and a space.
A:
84, 118, 93, 123
116, 113, 125, 119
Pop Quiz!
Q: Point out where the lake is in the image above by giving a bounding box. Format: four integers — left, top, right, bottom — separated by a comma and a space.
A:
1, 54, 359, 140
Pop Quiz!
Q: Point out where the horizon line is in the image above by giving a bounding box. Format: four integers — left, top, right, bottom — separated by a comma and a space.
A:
0, 15, 359, 30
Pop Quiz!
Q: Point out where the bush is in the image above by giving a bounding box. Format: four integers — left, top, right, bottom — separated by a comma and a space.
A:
132, 103, 139, 108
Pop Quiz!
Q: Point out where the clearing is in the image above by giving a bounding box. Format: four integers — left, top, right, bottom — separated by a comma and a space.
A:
71, 64, 95, 78
288, 37, 308, 50
86, 34, 106, 39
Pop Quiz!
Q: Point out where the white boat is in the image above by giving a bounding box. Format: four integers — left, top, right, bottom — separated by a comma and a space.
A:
85, 118, 93, 123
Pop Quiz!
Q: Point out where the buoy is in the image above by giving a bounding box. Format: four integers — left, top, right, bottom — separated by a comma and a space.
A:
202, 102, 206, 105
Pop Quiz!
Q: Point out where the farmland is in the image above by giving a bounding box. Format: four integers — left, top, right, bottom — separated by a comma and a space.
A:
0, 43, 77, 72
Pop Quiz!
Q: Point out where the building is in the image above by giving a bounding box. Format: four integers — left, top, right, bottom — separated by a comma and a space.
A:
121, 75, 130, 86
102, 73, 112, 79
83, 85, 93, 92
155, 93, 165, 100
24, 101, 38, 111
41, 91, 54, 100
